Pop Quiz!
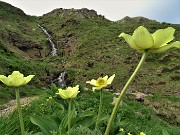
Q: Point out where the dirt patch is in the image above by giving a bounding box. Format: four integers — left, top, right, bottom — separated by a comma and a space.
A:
0, 96, 38, 116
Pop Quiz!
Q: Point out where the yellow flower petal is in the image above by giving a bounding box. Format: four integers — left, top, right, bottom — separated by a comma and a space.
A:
137, 49, 145, 53
57, 89, 69, 99
9, 77, 26, 87
93, 86, 103, 91
149, 41, 180, 53
0, 75, 10, 86
119, 33, 140, 50
107, 74, 115, 84
119, 128, 124, 132
0, 71, 34, 87
86, 79, 97, 86
140, 132, 146, 135
96, 77, 107, 86
87, 74, 115, 91
132, 26, 154, 49
103, 75, 108, 80
152, 27, 175, 48
8, 71, 24, 79
65, 87, 74, 97
70, 85, 80, 98
56, 85, 80, 99
71, 89, 80, 98
24, 75, 35, 85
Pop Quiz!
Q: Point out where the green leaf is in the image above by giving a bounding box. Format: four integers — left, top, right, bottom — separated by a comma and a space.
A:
30, 115, 58, 135
99, 115, 109, 124
162, 129, 170, 135
57, 126, 66, 135
75, 115, 96, 128
59, 113, 68, 129
71, 111, 90, 126
79, 110, 95, 118
25, 132, 44, 135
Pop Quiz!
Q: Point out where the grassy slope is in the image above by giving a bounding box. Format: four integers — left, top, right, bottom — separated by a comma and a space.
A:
39, 16, 180, 95
0, 1, 179, 127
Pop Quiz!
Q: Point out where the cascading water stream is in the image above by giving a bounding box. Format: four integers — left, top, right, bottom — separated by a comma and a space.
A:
52, 71, 66, 88
38, 24, 57, 56
38, 24, 67, 87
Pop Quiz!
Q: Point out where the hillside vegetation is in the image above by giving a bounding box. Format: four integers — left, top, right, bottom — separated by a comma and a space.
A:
0, 1, 180, 130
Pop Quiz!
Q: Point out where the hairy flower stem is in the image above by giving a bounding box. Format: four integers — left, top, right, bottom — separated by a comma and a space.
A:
95, 89, 103, 130
15, 88, 25, 135
104, 51, 148, 135
68, 99, 72, 135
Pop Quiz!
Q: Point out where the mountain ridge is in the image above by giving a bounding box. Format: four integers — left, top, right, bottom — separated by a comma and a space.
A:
43, 8, 106, 20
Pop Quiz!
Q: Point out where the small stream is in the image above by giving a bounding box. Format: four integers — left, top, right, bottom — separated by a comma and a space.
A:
52, 71, 66, 88
38, 24, 67, 87
38, 24, 57, 56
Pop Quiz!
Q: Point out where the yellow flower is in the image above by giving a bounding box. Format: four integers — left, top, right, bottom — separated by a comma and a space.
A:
119, 128, 124, 132
0, 71, 35, 87
56, 85, 80, 99
86, 74, 115, 91
119, 26, 180, 53
140, 132, 146, 135
128, 133, 132, 135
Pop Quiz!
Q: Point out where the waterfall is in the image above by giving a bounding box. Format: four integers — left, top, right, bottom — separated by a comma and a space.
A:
38, 24, 57, 56
52, 71, 66, 88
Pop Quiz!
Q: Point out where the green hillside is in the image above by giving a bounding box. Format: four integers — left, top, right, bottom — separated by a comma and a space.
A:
0, 1, 180, 132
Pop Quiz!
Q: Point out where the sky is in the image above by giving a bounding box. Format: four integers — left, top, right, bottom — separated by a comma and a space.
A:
1, 0, 180, 24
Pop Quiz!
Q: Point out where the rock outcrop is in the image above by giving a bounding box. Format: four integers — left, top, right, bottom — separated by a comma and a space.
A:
118, 16, 157, 24
43, 8, 105, 19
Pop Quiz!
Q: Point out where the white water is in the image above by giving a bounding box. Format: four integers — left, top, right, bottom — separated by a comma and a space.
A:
38, 24, 57, 56
52, 71, 66, 87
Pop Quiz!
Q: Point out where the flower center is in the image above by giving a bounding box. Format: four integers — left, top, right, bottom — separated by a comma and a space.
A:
96, 78, 106, 86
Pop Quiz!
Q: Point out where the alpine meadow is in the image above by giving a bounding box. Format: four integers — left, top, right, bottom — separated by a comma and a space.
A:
0, 1, 180, 135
